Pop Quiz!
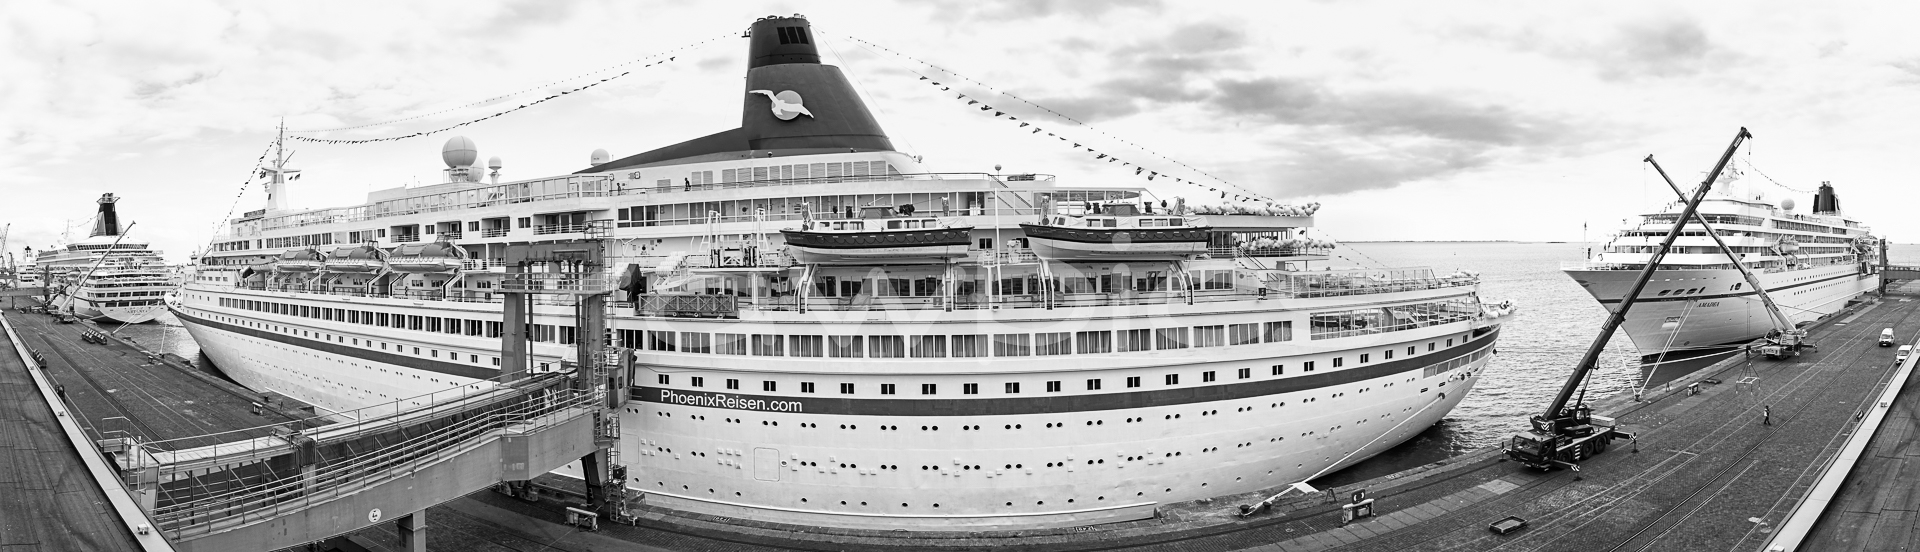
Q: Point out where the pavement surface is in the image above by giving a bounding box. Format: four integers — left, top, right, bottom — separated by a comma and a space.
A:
0, 314, 141, 552
5, 306, 317, 451
1803, 297, 1920, 551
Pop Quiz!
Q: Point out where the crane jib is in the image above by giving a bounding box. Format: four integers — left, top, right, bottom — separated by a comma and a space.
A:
1540, 127, 1752, 424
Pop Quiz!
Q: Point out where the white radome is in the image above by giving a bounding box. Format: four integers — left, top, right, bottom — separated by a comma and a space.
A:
488, 156, 503, 170
590, 148, 611, 166
1780, 198, 1796, 211
442, 136, 478, 168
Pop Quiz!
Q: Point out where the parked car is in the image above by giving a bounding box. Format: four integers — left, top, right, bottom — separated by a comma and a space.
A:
1898, 345, 1913, 364
1881, 328, 1896, 347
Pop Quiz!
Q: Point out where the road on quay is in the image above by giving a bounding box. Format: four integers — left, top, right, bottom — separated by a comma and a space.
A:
0, 315, 142, 552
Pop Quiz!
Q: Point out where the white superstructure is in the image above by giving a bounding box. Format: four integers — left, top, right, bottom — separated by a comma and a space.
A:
35, 194, 171, 324
1565, 183, 1879, 361
172, 15, 1507, 531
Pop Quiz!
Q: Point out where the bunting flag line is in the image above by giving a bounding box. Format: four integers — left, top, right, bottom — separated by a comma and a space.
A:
832, 31, 1280, 205
200, 140, 277, 255
290, 56, 681, 145
291, 35, 727, 134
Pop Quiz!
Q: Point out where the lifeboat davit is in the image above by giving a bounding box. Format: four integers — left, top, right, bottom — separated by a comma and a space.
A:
273, 248, 324, 273
387, 242, 468, 273
781, 206, 972, 264
324, 244, 387, 273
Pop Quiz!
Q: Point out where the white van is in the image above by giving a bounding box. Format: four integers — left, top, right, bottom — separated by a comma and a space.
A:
1882, 328, 1896, 347
1898, 345, 1913, 364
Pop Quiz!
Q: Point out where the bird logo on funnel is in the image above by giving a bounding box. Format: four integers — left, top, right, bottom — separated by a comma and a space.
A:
748, 90, 813, 121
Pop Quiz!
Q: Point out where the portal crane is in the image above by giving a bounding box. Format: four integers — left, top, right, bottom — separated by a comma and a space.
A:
1506, 127, 1751, 470
1643, 157, 1809, 359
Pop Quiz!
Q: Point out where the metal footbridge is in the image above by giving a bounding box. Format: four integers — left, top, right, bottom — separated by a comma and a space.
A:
111, 368, 619, 551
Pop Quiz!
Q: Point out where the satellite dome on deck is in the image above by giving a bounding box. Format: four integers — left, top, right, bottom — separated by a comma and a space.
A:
442, 136, 478, 168
590, 148, 611, 166
1781, 198, 1796, 211
488, 156, 502, 170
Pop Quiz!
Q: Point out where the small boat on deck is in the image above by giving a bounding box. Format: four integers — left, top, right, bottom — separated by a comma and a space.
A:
1019, 203, 1209, 260
387, 241, 467, 273
323, 244, 387, 273
272, 248, 325, 273
781, 205, 973, 264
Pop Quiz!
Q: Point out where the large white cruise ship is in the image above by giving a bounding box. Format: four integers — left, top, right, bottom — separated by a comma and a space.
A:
34, 193, 172, 324
1566, 182, 1880, 364
173, 15, 1509, 530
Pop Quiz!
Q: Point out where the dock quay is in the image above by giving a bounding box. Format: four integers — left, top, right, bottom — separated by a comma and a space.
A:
0, 303, 614, 552
313, 282, 1920, 552
9, 290, 1918, 551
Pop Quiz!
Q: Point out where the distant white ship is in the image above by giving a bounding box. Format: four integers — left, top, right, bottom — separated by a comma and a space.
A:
1566, 182, 1880, 363
35, 194, 171, 324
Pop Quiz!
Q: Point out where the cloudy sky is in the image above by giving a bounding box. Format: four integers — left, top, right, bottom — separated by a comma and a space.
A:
4, 0, 1918, 264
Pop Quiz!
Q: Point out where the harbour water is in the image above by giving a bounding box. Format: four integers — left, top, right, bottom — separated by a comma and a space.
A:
97, 241, 1920, 486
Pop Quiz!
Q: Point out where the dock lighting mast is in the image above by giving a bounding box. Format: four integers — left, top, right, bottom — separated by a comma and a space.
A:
1507, 127, 1752, 471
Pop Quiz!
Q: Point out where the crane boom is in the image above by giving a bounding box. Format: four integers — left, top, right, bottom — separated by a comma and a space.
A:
1643, 156, 1797, 333
1539, 127, 1751, 425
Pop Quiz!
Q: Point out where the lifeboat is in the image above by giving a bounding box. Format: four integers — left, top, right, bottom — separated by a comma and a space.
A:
781, 205, 972, 265
272, 248, 325, 273
324, 244, 387, 273
1018, 204, 1208, 260
387, 241, 468, 273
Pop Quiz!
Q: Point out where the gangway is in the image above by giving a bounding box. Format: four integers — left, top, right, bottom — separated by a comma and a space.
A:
115, 371, 603, 551
103, 238, 632, 551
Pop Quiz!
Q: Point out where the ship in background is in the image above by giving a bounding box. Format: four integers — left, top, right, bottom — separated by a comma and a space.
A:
34, 194, 172, 324
173, 14, 1511, 531
1566, 182, 1880, 367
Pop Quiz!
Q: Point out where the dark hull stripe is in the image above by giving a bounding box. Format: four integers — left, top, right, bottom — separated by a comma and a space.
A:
172, 308, 501, 380
1594, 271, 1868, 304
634, 327, 1499, 416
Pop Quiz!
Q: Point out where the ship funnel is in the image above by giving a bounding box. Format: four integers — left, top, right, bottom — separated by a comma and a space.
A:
740, 15, 893, 151
92, 193, 121, 237
1812, 181, 1841, 215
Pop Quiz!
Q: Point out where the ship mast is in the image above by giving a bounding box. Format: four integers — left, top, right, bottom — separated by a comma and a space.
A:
265, 119, 298, 212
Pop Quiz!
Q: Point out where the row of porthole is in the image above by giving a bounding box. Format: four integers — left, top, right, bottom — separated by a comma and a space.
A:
657, 480, 1219, 508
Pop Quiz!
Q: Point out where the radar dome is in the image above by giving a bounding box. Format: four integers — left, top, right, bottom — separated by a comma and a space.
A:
590, 148, 611, 166
1780, 198, 1796, 211
487, 156, 502, 170
442, 136, 478, 168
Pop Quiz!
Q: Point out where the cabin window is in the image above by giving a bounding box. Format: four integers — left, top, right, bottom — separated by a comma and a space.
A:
1117, 329, 1152, 352
788, 335, 823, 357
752, 335, 785, 356
910, 336, 946, 358
1085, 379, 1100, 391
1075, 331, 1112, 354
840, 383, 855, 394
1264, 321, 1293, 342
1035, 332, 1071, 355
691, 377, 705, 388
921, 384, 938, 395
1155, 328, 1189, 350
726, 379, 740, 390
1193, 326, 1226, 347
1004, 382, 1019, 394
994, 334, 1032, 356
963, 383, 979, 395
1304, 361, 1316, 372
829, 336, 863, 358
801, 382, 815, 393
1165, 374, 1180, 385
951, 334, 988, 357
1238, 368, 1251, 379
1126, 376, 1142, 388
868, 336, 905, 358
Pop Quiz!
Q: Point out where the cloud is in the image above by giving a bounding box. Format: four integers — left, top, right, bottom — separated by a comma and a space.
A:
1234, 139, 1503, 198
906, 0, 1162, 22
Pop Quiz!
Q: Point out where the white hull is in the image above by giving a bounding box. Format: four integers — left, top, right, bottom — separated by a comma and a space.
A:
1566, 264, 1877, 357
56, 292, 165, 324
787, 244, 970, 264
1026, 238, 1206, 260
173, 285, 1494, 530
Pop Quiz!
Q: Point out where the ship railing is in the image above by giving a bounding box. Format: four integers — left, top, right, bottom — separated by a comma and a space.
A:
979, 250, 1041, 266
1204, 246, 1332, 258
499, 273, 611, 294
611, 171, 1055, 196
139, 374, 601, 539
1309, 313, 1477, 340
436, 231, 463, 240
481, 228, 510, 238
727, 289, 1258, 313
392, 234, 421, 243
461, 259, 506, 271
533, 223, 591, 235
635, 293, 739, 318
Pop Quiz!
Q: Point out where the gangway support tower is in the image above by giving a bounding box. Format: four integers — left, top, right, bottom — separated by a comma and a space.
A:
498, 236, 634, 521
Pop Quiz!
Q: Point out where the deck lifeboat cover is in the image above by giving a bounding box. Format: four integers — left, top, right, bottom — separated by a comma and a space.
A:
390, 242, 468, 259
325, 245, 386, 272
273, 249, 324, 272
387, 242, 467, 273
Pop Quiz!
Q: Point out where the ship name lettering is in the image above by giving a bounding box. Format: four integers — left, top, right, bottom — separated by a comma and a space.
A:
658, 389, 804, 413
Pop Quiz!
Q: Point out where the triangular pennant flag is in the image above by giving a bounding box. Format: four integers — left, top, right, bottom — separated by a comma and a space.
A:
1019, 122, 1030, 127
919, 76, 929, 80
980, 106, 991, 111
968, 100, 979, 105
1096, 154, 1107, 159
1136, 168, 1145, 175
1073, 144, 1080, 148
1032, 128, 1041, 134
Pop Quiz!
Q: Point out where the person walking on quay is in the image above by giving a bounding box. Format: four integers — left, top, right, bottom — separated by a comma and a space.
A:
1763, 405, 1772, 426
